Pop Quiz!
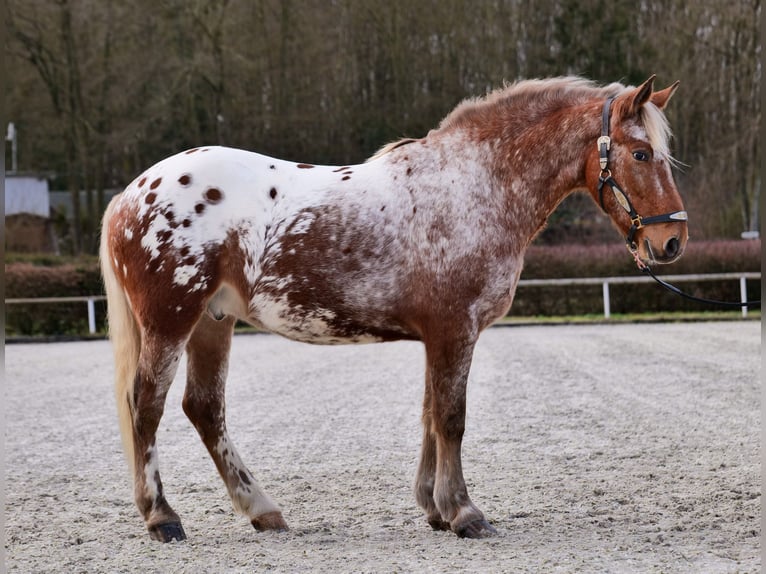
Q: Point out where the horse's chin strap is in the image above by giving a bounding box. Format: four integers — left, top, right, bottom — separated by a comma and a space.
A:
597, 97, 688, 261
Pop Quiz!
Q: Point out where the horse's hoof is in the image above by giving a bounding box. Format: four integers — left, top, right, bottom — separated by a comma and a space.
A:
148, 522, 187, 542
251, 511, 289, 532
428, 517, 451, 531
455, 519, 498, 539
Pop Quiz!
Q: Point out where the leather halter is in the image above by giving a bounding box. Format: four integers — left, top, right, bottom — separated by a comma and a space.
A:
596, 97, 688, 255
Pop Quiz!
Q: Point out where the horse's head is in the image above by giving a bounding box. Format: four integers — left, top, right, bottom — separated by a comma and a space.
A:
585, 76, 688, 265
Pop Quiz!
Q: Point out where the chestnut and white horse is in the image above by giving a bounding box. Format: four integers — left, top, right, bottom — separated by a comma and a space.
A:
100, 75, 687, 541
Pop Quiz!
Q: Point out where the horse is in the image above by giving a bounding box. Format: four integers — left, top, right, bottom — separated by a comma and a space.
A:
100, 75, 688, 541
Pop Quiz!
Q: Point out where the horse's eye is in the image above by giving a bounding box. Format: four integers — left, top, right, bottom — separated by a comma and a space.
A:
633, 150, 650, 162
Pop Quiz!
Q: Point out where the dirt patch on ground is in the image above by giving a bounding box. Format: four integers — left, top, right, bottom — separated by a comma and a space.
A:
4, 322, 760, 573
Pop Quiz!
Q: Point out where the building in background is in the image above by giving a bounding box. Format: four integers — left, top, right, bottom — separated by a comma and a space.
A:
5, 173, 56, 253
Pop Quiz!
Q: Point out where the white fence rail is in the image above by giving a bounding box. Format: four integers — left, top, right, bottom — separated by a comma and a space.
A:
5, 272, 761, 334
6, 295, 106, 334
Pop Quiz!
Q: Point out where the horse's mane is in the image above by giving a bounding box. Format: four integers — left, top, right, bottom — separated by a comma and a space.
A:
370, 76, 673, 161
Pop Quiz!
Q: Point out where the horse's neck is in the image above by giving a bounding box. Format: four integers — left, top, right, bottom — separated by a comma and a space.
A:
489, 106, 599, 243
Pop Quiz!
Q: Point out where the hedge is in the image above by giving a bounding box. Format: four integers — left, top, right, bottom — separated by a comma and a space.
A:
5, 261, 106, 336
513, 239, 761, 316
5, 239, 761, 335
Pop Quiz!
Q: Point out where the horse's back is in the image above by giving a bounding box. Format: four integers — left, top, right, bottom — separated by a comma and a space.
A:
103, 146, 416, 341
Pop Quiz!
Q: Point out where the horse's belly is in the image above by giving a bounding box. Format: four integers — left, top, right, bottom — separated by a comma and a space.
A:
248, 293, 387, 345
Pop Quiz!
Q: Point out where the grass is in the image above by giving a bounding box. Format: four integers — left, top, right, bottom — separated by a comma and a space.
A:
5, 252, 99, 266
499, 310, 760, 325
7, 310, 758, 342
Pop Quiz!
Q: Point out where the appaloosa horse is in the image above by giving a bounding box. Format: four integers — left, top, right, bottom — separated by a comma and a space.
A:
100, 75, 688, 541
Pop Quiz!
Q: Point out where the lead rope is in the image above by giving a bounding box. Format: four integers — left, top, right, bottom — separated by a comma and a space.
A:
635, 258, 761, 309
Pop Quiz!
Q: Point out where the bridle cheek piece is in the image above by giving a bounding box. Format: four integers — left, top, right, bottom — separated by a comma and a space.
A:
596, 97, 687, 266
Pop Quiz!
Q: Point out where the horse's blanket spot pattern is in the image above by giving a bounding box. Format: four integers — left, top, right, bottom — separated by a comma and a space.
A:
101, 76, 687, 542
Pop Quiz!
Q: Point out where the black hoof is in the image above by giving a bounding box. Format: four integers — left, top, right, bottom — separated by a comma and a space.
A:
455, 519, 497, 539
148, 522, 187, 542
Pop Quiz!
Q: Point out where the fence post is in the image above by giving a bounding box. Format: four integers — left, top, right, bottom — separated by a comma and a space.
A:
740, 277, 748, 318
87, 298, 97, 334
602, 281, 610, 318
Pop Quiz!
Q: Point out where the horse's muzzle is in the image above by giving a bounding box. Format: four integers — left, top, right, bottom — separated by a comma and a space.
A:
645, 236, 684, 264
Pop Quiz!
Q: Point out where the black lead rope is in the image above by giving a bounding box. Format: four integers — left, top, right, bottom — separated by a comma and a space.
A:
640, 265, 761, 309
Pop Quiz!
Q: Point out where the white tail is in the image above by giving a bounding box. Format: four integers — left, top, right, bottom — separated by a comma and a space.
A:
100, 197, 141, 476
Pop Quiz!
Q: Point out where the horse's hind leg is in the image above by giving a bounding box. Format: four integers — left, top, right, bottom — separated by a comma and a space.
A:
182, 313, 288, 532
132, 334, 188, 542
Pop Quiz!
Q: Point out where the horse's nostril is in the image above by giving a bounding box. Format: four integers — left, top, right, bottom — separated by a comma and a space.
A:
664, 237, 680, 259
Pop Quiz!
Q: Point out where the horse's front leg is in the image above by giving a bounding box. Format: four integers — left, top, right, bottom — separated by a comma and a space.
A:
416, 334, 497, 538
414, 374, 450, 531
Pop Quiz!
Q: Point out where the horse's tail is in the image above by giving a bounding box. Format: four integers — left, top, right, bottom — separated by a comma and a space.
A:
100, 197, 140, 476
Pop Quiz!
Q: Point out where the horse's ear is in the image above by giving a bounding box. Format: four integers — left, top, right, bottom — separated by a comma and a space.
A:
619, 74, 656, 118
650, 81, 680, 110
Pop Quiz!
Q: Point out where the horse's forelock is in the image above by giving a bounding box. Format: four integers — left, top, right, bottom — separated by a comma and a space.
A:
639, 102, 674, 161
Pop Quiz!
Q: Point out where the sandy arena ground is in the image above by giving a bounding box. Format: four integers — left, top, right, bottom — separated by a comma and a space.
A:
4, 321, 761, 573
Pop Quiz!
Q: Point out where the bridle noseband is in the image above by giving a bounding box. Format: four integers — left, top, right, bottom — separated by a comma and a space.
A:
596, 97, 688, 261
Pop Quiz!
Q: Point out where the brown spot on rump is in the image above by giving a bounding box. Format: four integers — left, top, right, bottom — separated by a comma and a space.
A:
138, 177, 147, 187
185, 148, 200, 154
150, 178, 162, 190
269, 165, 276, 170
269, 187, 278, 199
239, 470, 252, 485
195, 203, 206, 214
333, 166, 350, 172
407, 167, 413, 176
182, 218, 192, 227
178, 174, 192, 186
183, 256, 196, 266
164, 210, 175, 222
145, 193, 157, 205
296, 163, 315, 169
342, 176, 351, 181
157, 229, 172, 242
179, 246, 190, 257
380, 205, 386, 211
204, 187, 223, 204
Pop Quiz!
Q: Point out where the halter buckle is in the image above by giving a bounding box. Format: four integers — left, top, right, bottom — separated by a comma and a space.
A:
630, 215, 643, 229
597, 135, 611, 170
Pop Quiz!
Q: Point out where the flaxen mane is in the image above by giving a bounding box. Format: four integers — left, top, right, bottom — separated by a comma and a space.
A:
372, 77, 673, 160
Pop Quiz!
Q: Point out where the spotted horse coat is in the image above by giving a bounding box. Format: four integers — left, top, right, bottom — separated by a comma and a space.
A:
101, 76, 688, 542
